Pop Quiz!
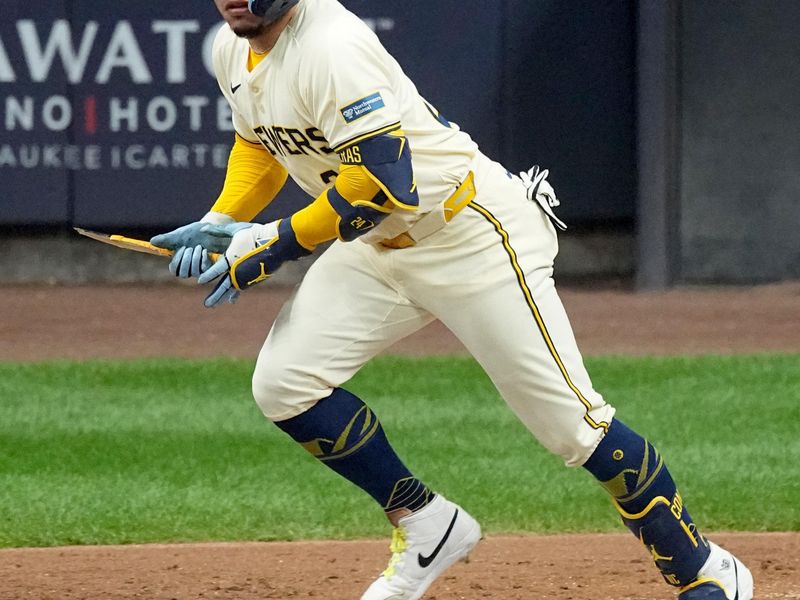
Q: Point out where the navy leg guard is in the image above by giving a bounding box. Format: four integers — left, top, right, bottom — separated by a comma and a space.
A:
584, 419, 710, 587
275, 388, 434, 514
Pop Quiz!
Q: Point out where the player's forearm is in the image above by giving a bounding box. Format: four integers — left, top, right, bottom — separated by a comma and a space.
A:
290, 191, 340, 250
210, 134, 288, 222
290, 164, 393, 250
204, 166, 394, 299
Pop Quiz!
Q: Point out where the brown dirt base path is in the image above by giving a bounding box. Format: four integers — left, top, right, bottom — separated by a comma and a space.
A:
2, 533, 798, 599
1, 283, 798, 599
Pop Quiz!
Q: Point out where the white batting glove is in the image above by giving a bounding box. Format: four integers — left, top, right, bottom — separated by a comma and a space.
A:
197, 221, 280, 308
519, 165, 567, 231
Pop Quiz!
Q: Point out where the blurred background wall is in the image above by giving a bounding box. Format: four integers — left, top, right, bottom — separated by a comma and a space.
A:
0, 0, 796, 286
677, 0, 800, 283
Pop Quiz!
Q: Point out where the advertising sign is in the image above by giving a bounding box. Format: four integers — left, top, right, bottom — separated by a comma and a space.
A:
0, 1, 633, 229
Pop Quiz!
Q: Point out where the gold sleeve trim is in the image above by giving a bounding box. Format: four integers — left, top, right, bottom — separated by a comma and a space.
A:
333, 122, 402, 152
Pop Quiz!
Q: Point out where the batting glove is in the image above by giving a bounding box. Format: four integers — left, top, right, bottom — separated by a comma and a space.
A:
152, 216, 252, 279
169, 244, 212, 278
519, 165, 567, 231
151, 219, 235, 254
197, 220, 310, 308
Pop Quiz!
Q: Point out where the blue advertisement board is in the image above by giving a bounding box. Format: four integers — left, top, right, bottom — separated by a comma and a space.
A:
0, 0, 635, 229
0, 1, 72, 225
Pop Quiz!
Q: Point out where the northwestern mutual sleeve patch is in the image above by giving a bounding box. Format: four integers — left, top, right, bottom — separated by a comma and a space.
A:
340, 92, 385, 124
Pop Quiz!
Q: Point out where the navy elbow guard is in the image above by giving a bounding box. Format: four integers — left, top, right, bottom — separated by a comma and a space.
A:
336, 128, 420, 210
326, 186, 393, 241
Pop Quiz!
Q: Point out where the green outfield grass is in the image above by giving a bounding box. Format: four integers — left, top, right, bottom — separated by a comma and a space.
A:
0, 355, 798, 548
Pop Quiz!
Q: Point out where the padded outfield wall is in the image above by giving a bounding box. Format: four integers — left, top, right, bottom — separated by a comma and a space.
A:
638, 0, 800, 286
676, 0, 800, 282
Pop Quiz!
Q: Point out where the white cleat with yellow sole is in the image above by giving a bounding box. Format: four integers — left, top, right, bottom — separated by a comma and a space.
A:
361, 495, 482, 600
678, 541, 754, 600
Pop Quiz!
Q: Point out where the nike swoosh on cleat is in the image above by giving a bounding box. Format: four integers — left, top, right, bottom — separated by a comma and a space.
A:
733, 559, 739, 600
417, 509, 459, 568
231, 83, 242, 94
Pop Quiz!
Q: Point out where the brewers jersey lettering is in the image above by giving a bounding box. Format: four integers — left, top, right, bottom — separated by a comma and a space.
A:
212, 0, 479, 242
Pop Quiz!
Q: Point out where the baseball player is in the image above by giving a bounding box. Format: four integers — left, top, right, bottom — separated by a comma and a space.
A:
151, 1, 754, 598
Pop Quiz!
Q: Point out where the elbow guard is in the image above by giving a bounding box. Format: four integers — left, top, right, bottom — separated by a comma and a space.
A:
327, 186, 393, 241
336, 128, 420, 210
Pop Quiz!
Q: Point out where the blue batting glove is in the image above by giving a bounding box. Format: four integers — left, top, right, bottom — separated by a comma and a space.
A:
197, 254, 230, 285
151, 221, 207, 250
198, 256, 240, 308
151, 221, 238, 253
154, 221, 254, 281
199, 222, 254, 241
168, 245, 212, 278
203, 273, 240, 308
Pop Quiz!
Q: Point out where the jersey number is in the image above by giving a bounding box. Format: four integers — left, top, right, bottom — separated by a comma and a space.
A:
319, 170, 338, 185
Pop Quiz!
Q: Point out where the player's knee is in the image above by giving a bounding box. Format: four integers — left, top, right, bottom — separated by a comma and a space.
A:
513, 406, 614, 467
251, 374, 281, 420
251, 361, 333, 422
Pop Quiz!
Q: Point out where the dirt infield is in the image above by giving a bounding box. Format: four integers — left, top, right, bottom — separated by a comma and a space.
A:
0, 533, 800, 600
1, 282, 798, 599
3, 534, 799, 599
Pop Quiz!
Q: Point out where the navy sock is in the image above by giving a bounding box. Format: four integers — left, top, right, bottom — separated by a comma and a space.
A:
583, 419, 710, 586
275, 388, 434, 514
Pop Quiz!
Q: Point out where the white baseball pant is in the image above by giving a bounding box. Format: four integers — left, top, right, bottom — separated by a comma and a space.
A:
252, 152, 615, 467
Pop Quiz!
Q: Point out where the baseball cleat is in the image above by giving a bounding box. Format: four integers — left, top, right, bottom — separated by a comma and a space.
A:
678, 541, 754, 600
360, 494, 481, 600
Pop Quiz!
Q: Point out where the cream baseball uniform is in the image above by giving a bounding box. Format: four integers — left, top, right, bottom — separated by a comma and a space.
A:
154, 3, 752, 597
212, 0, 615, 466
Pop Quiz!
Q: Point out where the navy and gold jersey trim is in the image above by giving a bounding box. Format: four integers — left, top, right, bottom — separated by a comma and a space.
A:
468, 200, 610, 433
423, 100, 451, 128
333, 122, 402, 153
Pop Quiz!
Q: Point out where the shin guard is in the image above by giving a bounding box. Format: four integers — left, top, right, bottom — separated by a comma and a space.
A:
275, 388, 434, 514
584, 419, 710, 587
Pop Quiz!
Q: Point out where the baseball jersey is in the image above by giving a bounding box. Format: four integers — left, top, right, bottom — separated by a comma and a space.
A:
212, 0, 480, 241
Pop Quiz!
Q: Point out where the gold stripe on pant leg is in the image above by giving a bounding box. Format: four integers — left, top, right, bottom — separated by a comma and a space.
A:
467, 200, 609, 432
